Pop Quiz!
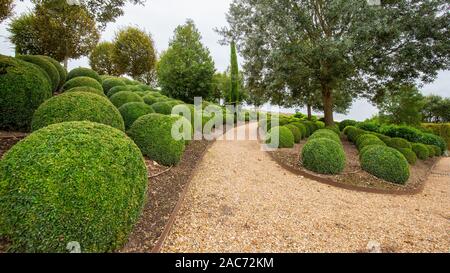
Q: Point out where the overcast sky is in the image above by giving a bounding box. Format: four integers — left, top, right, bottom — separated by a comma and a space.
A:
0, 0, 448, 121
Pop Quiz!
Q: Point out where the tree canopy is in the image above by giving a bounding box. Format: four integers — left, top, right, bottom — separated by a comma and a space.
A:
89, 42, 120, 76
0, 0, 14, 22
422, 94, 450, 123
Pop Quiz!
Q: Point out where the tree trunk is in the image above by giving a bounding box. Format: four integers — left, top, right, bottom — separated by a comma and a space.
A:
322, 86, 335, 126
307, 104, 312, 120
63, 56, 69, 70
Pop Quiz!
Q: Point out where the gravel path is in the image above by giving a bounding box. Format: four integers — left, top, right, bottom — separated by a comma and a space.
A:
161, 123, 450, 253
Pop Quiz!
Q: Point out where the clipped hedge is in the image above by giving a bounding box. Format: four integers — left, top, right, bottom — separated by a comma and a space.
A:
358, 137, 386, 151
285, 124, 302, 143
17, 55, 60, 92
118, 102, 155, 129
325, 124, 340, 135
128, 113, 186, 166
339, 119, 357, 131
398, 148, 417, 165
102, 78, 126, 94
110, 91, 144, 108
419, 133, 446, 154
422, 123, 450, 151
344, 126, 365, 143
107, 85, 131, 97
0, 121, 148, 252
356, 122, 379, 132
309, 129, 341, 143
290, 122, 307, 139
265, 126, 295, 148
0, 56, 52, 131
32, 92, 125, 131
380, 125, 423, 143
67, 67, 101, 83
62, 76, 103, 92
301, 138, 346, 175
39, 55, 67, 89
426, 145, 436, 157
151, 101, 173, 115
65, 86, 106, 97
355, 134, 378, 148
387, 137, 412, 150
411, 143, 429, 160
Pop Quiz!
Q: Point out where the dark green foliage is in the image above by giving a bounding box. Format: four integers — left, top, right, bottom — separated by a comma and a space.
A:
265, 126, 295, 148
356, 134, 380, 149
339, 119, 357, 131
229, 40, 240, 105
411, 143, 429, 160
32, 92, 124, 131
301, 138, 346, 175
118, 102, 154, 129
290, 122, 307, 139
128, 113, 186, 166
102, 78, 126, 94
309, 129, 341, 144
356, 122, 379, 132
39, 55, 66, 89
360, 146, 410, 184
0, 121, 148, 252
325, 124, 340, 135
380, 125, 424, 143
302, 121, 317, 136
0, 55, 52, 131
419, 133, 446, 153
387, 137, 412, 150
431, 145, 442, 156
315, 121, 325, 129
107, 85, 131, 97
62, 76, 103, 92
398, 148, 417, 165
369, 132, 392, 144
344, 126, 366, 143
142, 94, 162, 105
151, 101, 173, 115
65, 86, 106, 97
285, 124, 301, 143
426, 145, 435, 157
109, 91, 143, 108
138, 84, 152, 91
67, 67, 101, 83
17, 55, 60, 92
358, 137, 386, 151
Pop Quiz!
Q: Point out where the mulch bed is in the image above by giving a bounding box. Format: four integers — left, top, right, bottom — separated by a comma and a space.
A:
269, 137, 438, 193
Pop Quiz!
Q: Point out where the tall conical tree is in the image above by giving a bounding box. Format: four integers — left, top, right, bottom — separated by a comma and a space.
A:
229, 40, 239, 106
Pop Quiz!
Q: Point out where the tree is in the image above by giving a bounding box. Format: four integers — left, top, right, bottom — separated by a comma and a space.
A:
0, 0, 14, 22
157, 20, 216, 103
112, 27, 156, 82
89, 42, 120, 76
211, 70, 247, 104
219, 0, 450, 126
229, 40, 240, 106
422, 95, 450, 123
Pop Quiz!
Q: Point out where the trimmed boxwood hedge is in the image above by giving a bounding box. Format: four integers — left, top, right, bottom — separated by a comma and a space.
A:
138, 84, 152, 91
325, 125, 340, 135
110, 91, 144, 108
360, 145, 410, 184
411, 143, 429, 160
32, 92, 125, 131
0, 55, 52, 131
301, 138, 346, 175
102, 78, 126, 94
431, 145, 441, 157
17, 55, 60, 92
62, 76, 103, 92
151, 101, 173, 115
426, 145, 436, 157
419, 133, 446, 154
387, 137, 412, 150
358, 136, 386, 151
339, 119, 357, 131
309, 129, 341, 143
67, 67, 101, 83
285, 124, 302, 143
290, 122, 307, 139
107, 85, 131, 97
0, 121, 148, 252
118, 102, 155, 129
356, 122, 379, 132
128, 113, 186, 166
345, 126, 365, 143
355, 134, 378, 148
38, 55, 67, 89
398, 148, 417, 165
265, 126, 295, 148
65, 86, 106, 97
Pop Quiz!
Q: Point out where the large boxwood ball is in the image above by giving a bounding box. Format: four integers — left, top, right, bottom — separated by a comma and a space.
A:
62, 76, 103, 92
151, 101, 173, 115
290, 122, 307, 139
0, 121, 148, 252
301, 138, 346, 175
265, 126, 295, 148
356, 134, 379, 149
38, 55, 67, 90
358, 137, 386, 151
102, 78, 126, 94
107, 85, 131, 97
0, 55, 52, 131
411, 143, 429, 160
65, 86, 106, 97
360, 145, 410, 184
285, 124, 301, 143
118, 102, 155, 129
31, 92, 125, 131
17, 55, 60, 92
309, 129, 341, 143
67, 67, 102, 83
128, 113, 186, 166
110, 91, 144, 108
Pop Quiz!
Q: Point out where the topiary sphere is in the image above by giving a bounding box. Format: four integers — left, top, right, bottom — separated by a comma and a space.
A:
62, 76, 103, 92
360, 145, 410, 184
0, 121, 148, 253
31, 92, 125, 131
38, 55, 67, 90
426, 145, 436, 157
339, 119, 358, 131
398, 148, 417, 165
128, 113, 186, 166
419, 133, 446, 153
345, 126, 366, 143
290, 122, 307, 139
138, 84, 152, 91
358, 137, 386, 151
388, 137, 412, 150
356, 134, 379, 149
285, 124, 302, 143
265, 126, 295, 148
325, 125, 340, 135
0, 55, 52, 131
102, 78, 126, 94
301, 138, 346, 175
309, 129, 341, 144
431, 145, 442, 157
411, 143, 429, 160
17, 55, 60, 92
67, 67, 102, 83
65, 86, 106, 97
118, 102, 155, 129
143, 94, 160, 105
107, 85, 131, 97
151, 101, 173, 115
127, 85, 142, 92
109, 91, 144, 108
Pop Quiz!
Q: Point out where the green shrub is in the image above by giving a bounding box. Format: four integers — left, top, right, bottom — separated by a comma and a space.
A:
0, 56, 52, 131
345, 126, 365, 143
138, 84, 152, 91
142, 94, 161, 105
65, 86, 106, 97
398, 148, 417, 165
360, 145, 410, 184
151, 101, 173, 115
107, 85, 131, 97
431, 145, 442, 156
387, 137, 412, 150
265, 126, 295, 148
302, 121, 317, 135
380, 125, 423, 143
426, 145, 436, 157
309, 129, 341, 143
339, 119, 357, 131
62, 76, 103, 92
290, 122, 307, 139
32, 92, 125, 131
128, 113, 186, 166
118, 102, 155, 129
0, 121, 148, 253
102, 78, 126, 94
422, 123, 450, 152
127, 85, 142, 92
358, 137, 386, 151
285, 124, 302, 143
419, 133, 446, 153
110, 91, 144, 108
17, 55, 60, 92
325, 124, 340, 135
301, 138, 346, 175
369, 132, 392, 144
39, 55, 66, 90
67, 67, 101, 83
356, 134, 378, 148
411, 143, 429, 160
315, 121, 325, 129
356, 122, 379, 132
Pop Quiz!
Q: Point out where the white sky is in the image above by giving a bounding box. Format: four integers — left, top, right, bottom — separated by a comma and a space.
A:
0, 0, 448, 121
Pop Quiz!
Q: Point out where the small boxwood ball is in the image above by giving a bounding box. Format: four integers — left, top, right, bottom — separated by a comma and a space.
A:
127, 85, 142, 92
0, 121, 148, 252
138, 84, 152, 91
102, 78, 126, 94
309, 129, 341, 144
110, 91, 144, 108
360, 145, 410, 184
119, 102, 155, 129
426, 145, 436, 157
265, 126, 295, 148
32, 92, 125, 131
398, 148, 417, 165
411, 143, 429, 160
419, 133, 446, 153
65, 86, 106, 97
67, 67, 102, 83
62, 76, 103, 92
107, 85, 131, 97
301, 138, 346, 175
151, 101, 173, 115
285, 124, 302, 143
358, 137, 386, 151
128, 113, 186, 166
431, 145, 442, 157
39, 55, 67, 89
339, 119, 357, 131
17, 55, 60, 92
0, 55, 52, 131
388, 137, 412, 150
290, 122, 307, 139
356, 134, 379, 149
